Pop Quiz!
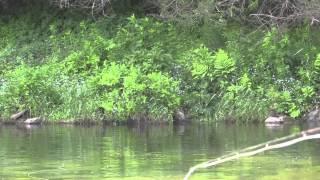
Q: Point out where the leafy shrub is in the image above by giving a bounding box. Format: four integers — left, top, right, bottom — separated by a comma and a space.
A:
91, 63, 181, 121
108, 15, 194, 75
48, 78, 98, 121
1, 63, 61, 117
214, 73, 269, 122
180, 45, 236, 116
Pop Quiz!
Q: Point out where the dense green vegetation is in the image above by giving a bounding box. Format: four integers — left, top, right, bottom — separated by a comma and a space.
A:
0, 3, 320, 123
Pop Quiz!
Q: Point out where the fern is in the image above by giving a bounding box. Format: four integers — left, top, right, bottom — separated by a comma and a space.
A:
213, 49, 235, 76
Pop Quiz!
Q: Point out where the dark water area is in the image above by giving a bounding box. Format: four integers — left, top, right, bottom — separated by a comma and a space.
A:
0, 123, 320, 179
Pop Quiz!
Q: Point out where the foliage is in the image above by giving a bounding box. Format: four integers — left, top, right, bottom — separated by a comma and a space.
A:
218, 26, 320, 120
214, 74, 269, 122
0, 12, 187, 122
1, 5, 320, 123
1, 63, 61, 117
91, 63, 180, 120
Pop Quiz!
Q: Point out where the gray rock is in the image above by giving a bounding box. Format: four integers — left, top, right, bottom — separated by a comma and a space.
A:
265, 116, 285, 124
10, 110, 29, 121
305, 109, 320, 121
24, 117, 42, 125
173, 110, 186, 122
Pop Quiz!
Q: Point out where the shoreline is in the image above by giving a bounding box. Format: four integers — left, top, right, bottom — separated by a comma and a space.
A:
1, 108, 318, 126
0, 116, 307, 127
0, 117, 177, 126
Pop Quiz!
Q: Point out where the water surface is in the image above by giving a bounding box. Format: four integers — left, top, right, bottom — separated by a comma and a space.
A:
0, 123, 319, 179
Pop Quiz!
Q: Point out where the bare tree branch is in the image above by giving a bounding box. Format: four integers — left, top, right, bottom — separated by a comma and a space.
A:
1, 0, 319, 26
184, 127, 320, 180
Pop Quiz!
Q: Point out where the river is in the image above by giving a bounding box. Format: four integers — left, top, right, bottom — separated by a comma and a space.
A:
0, 123, 319, 179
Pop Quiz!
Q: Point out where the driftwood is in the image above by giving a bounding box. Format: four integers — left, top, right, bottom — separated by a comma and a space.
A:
10, 110, 30, 121
184, 127, 320, 180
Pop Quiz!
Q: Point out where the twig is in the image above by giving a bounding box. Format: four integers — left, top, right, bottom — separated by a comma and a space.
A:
184, 127, 320, 180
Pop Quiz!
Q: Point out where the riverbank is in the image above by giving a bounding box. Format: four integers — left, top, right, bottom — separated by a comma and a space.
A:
1, 4, 320, 123
0, 116, 179, 126
1, 110, 318, 127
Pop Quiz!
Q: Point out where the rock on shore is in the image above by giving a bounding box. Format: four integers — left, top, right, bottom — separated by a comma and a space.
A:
305, 109, 320, 121
265, 116, 286, 124
24, 117, 42, 125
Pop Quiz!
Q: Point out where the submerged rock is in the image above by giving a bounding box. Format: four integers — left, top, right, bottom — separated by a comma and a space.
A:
265, 116, 286, 124
24, 117, 42, 125
10, 110, 29, 121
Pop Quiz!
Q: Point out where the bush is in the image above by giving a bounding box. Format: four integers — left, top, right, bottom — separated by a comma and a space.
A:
0, 63, 61, 117
91, 63, 181, 121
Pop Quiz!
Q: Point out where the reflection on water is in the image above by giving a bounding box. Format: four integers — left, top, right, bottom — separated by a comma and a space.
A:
0, 123, 319, 179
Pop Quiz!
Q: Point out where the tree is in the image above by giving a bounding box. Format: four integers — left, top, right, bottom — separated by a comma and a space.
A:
1, 0, 319, 26
147, 0, 320, 26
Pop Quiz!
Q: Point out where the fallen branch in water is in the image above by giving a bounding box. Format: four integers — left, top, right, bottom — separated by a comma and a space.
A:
184, 127, 320, 180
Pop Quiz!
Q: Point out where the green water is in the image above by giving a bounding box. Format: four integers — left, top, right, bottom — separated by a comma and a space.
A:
0, 123, 319, 179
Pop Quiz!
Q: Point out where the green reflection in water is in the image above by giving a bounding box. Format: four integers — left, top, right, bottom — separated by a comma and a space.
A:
0, 123, 319, 179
